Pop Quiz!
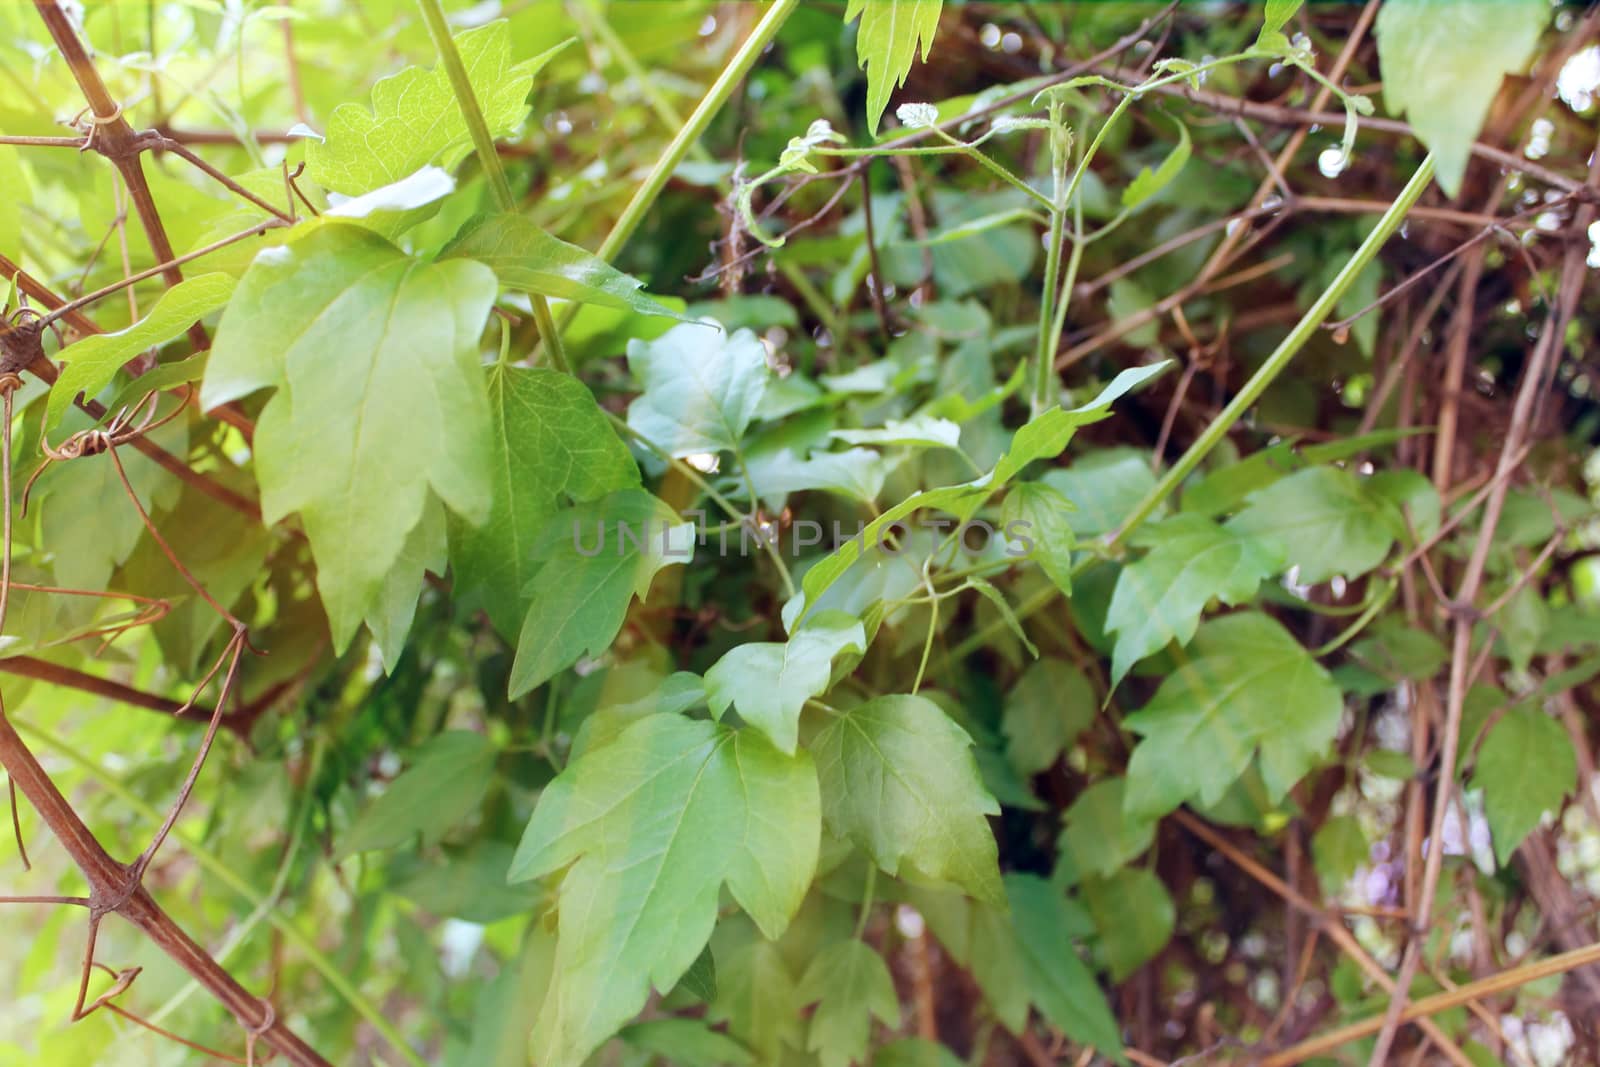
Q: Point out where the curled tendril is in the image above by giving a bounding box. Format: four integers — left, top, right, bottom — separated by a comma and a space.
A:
21, 386, 193, 516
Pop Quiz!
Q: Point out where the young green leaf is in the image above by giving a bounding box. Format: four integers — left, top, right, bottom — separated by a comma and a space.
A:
1471, 708, 1575, 865
451, 366, 639, 638
1312, 814, 1368, 892
1082, 867, 1174, 981
747, 446, 896, 504
307, 23, 566, 194
1123, 612, 1343, 818
1105, 514, 1284, 686
705, 612, 867, 754
796, 940, 900, 1067
1001, 658, 1095, 777
875, 1039, 966, 1067
674, 946, 718, 1003
1058, 779, 1156, 882
203, 223, 496, 651
509, 715, 819, 1067
813, 694, 1003, 904
1228, 466, 1400, 585
336, 731, 496, 858
1375, 0, 1548, 196
845, 0, 943, 135
627, 322, 769, 457
1042, 448, 1160, 538
440, 213, 689, 320
508, 490, 693, 698
367, 494, 447, 672
47, 273, 234, 433
1008, 875, 1125, 1060
710, 937, 804, 1063
1258, 0, 1304, 40
39, 413, 187, 594
117, 476, 272, 675
1120, 113, 1191, 209
619, 1020, 754, 1067
832, 413, 962, 451
796, 365, 1168, 618
1002, 482, 1075, 595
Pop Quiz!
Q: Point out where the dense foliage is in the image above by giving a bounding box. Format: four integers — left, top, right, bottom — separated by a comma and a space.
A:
1, 2, 1598, 1065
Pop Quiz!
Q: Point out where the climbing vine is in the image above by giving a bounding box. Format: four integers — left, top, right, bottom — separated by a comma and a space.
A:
1, 2, 1599, 1065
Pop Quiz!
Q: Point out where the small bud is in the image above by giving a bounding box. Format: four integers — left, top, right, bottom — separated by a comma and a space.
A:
896, 102, 938, 129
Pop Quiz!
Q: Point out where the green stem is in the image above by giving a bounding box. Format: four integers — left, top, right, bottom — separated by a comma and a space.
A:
854, 864, 877, 939
570, 0, 713, 167
1032, 204, 1066, 416
577, 0, 800, 293
14, 719, 428, 1067
605, 411, 742, 523
1107, 154, 1436, 550
415, 0, 511, 209
417, 0, 568, 372
1313, 578, 1396, 657
948, 154, 1436, 663
606, 411, 795, 597
530, 292, 572, 374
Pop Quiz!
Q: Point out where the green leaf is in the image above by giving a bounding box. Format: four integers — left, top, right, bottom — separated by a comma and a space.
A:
908, 885, 1031, 1031
1106, 514, 1283, 686
440, 213, 689, 320
1362, 748, 1418, 781
1002, 483, 1075, 596
203, 223, 495, 651
508, 490, 693, 698
706, 612, 867, 754
1002, 658, 1095, 777
510, 716, 819, 1067
813, 694, 1002, 904
1042, 448, 1159, 538
627, 323, 769, 457
117, 476, 272, 675
1471, 708, 1575, 865
47, 273, 234, 433
874, 1039, 965, 1067
1228, 466, 1399, 585
749, 446, 896, 505
993, 363, 1170, 487
1083, 868, 1174, 981
391, 843, 542, 924
307, 22, 564, 194
797, 940, 900, 1067
1259, 0, 1304, 39
845, 0, 943, 135
1059, 779, 1156, 882
38, 412, 187, 595
833, 413, 962, 451
367, 493, 447, 672
336, 731, 495, 858
1123, 612, 1343, 818
675, 946, 718, 1004
1009, 875, 1125, 1060
619, 1019, 753, 1067
797, 366, 1167, 619
451, 366, 639, 638
710, 937, 804, 1062
1120, 112, 1191, 209
1312, 814, 1368, 891
1350, 618, 1447, 681
1376, 0, 1547, 196
107, 353, 208, 415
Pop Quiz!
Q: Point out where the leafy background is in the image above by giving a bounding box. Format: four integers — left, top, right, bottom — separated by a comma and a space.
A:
0, 1, 1598, 1066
